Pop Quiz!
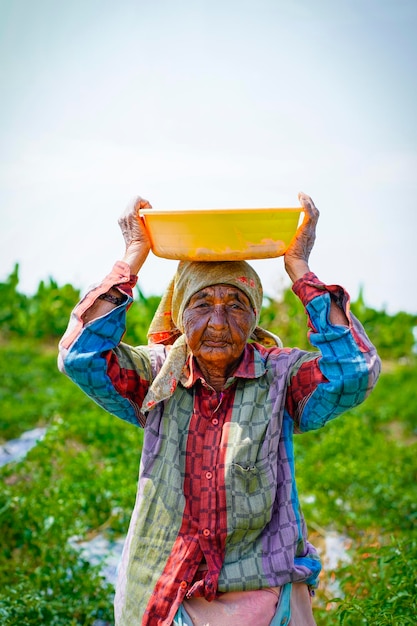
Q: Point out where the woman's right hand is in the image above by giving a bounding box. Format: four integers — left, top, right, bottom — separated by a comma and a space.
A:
118, 196, 152, 274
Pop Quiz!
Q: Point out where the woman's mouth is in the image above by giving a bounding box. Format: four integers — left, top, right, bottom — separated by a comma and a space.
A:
204, 337, 228, 347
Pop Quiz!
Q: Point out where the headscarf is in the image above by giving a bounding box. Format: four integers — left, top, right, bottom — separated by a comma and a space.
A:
142, 260, 282, 410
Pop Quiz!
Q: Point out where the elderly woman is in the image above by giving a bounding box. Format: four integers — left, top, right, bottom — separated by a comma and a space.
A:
58, 193, 380, 626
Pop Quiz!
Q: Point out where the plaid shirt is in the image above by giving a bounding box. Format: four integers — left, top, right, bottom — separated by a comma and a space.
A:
59, 263, 381, 626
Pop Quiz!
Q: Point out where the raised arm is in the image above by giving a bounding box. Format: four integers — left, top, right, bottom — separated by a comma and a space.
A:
283, 193, 381, 431
82, 196, 152, 324
58, 196, 158, 426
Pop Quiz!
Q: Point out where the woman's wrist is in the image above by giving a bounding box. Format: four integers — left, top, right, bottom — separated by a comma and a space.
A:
284, 258, 310, 283
122, 242, 151, 275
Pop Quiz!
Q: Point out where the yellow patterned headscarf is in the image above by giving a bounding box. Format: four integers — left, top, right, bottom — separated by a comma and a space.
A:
142, 260, 282, 410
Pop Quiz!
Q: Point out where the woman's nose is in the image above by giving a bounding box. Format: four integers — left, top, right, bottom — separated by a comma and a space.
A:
208, 305, 228, 327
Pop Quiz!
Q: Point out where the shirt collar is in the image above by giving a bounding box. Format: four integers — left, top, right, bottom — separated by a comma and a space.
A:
180, 343, 267, 389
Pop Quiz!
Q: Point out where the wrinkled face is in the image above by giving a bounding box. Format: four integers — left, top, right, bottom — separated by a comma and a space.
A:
183, 283, 255, 373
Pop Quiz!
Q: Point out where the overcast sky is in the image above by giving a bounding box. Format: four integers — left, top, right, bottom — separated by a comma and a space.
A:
1, 0, 416, 314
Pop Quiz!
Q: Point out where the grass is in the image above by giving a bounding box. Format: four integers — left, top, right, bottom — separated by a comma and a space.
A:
1, 339, 416, 625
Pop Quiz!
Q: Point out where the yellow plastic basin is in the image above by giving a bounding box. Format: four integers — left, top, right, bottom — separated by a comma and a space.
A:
139, 207, 303, 261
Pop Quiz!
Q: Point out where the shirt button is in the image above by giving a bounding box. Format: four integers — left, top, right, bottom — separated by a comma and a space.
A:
180, 581, 188, 589
205, 471, 213, 480
212, 418, 219, 425
202, 528, 211, 537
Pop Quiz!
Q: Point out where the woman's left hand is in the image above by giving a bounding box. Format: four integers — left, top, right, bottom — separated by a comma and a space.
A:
284, 192, 319, 282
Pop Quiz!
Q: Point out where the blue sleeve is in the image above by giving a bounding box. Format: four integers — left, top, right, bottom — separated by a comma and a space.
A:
61, 301, 152, 427
291, 291, 381, 432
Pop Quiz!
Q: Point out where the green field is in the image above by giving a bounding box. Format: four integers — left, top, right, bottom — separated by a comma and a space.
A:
1, 268, 416, 625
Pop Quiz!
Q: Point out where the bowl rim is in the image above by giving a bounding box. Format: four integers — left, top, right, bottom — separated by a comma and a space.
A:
140, 207, 303, 217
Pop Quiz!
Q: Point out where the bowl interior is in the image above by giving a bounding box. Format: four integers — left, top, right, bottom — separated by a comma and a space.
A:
140, 207, 303, 261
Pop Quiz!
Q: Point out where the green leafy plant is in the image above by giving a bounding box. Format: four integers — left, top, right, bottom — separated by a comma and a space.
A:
334, 536, 417, 625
